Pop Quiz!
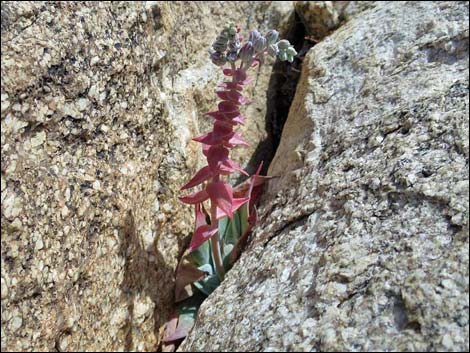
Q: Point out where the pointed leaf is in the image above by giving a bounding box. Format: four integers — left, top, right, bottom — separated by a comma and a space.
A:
219, 81, 243, 91
218, 101, 239, 113
207, 145, 230, 173
231, 115, 246, 125
215, 91, 247, 105
187, 224, 218, 253
174, 262, 207, 302
193, 122, 233, 145
193, 132, 218, 145
224, 133, 249, 147
192, 131, 211, 143
206, 181, 234, 219
195, 203, 207, 229
221, 158, 249, 176
206, 111, 242, 126
163, 311, 179, 345
179, 189, 209, 204
202, 143, 210, 157
180, 166, 213, 190
215, 197, 249, 220
213, 121, 233, 136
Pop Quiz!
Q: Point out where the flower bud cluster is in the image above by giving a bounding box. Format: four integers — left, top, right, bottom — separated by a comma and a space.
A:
264, 31, 297, 63
210, 25, 297, 67
276, 39, 297, 62
210, 23, 241, 66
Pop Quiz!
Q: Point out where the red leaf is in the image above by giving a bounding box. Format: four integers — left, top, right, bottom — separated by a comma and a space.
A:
163, 311, 179, 344
218, 110, 240, 119
213, 121, 233, 136
187, 224, 218, 253
195, 203, 207, 229
233, 173, 272, 199
192, 131, 210, 143
223, 68, 234, 76
202, 144, 210, 157
179, 189, 209, 204
219, 82, 243, 91
180, 166, 213, 190
231, 115, 246, 125
206, 145, 248, 176
207, 145, 229, 172
234, 69, 247, 82
206, 181, 234, 219
163, 320, 194, 343
192, 132, 217, 145
248, 161, 264, 196
215, 91, 247, 105
206, 111, 242, 126
174, 262, 207, 302
218, 101, 239, 113
224, 133, 249, 147
194, 131, 241, 147
215, 197, 250, 219
221, 158, 249, 176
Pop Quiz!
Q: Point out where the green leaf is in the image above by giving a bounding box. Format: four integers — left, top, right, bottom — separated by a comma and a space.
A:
194, 265, 221, 296
224, 211, 241, 245
239, 202, 249, 237
187, 238, 211, 268
222, 244, 234, 271
198, 263, 214, 276
218, 216, 229, 241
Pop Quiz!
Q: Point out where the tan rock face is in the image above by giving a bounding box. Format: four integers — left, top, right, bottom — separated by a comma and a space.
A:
0, 1, 292, 351
181, 1, 469, 351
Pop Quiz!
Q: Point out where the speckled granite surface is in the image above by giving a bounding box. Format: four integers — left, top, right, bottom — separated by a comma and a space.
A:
180, 1, 469, 351
0, 1, 293, 351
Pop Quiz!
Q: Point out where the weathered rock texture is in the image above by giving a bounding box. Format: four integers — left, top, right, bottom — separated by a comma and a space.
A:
181, 1, 469, 351
0, 1, 293, 351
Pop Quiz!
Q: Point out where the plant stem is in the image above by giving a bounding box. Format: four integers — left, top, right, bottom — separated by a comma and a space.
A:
210, 177, 225, 281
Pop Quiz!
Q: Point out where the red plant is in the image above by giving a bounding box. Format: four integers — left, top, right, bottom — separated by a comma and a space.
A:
179, 24, 296, 280
164, 24, 296, 347
179, 66, 253, 278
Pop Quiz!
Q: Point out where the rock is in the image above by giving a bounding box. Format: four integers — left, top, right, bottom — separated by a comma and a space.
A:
1, 277, 8, 300
180, 2, 469, 351
10, 316, 23, 331
295, 2, 378, 41
0, 1, 293, 351
295, 1, 341, 40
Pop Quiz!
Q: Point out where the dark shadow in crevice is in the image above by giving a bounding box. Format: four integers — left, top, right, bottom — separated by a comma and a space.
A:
119, 209, 175, 351
241, 10, 316, 178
